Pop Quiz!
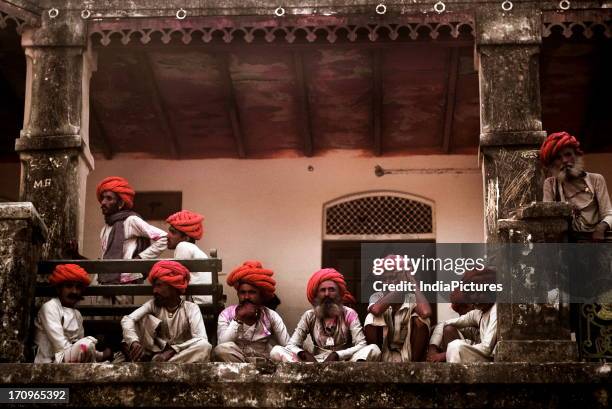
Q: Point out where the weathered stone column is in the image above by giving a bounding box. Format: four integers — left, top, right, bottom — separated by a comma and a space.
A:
0, 203, 47, 362
495, 202, 578, 362
476, 9, 547, 243
15, 10, 95, 259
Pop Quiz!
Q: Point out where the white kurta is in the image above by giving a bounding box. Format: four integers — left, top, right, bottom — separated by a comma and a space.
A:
215, 305, 290, 361
364, 292, 430, 362
173, 241, 212, 305
99, 215, 168, 283
34, 298, 101, 363
429, 303, 498, 363
270, 306, 380, 362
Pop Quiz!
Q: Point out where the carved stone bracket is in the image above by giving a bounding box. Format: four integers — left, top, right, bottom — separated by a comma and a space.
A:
542, 10, 611, 38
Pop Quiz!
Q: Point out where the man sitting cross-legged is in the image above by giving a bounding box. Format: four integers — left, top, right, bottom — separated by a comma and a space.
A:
271, 268, 381, 362
427, 268, 497, 363
214, 260, 291, 362
34, 264, 112, 363
364, 255, 432, 362
120, 261, 212, 362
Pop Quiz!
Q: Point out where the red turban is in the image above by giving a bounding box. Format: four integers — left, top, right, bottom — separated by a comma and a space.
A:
306, 268, 355, 305
148, 261, 190, 293
49, 264, 91, 287
96, 176, 135, 209
166, 210, 204, 240
540, 132, 583, 166
227, 260, 276, 300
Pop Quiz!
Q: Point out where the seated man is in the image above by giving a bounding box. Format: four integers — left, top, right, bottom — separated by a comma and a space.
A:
34, 264, 112, 363
364, 256, 432, 362
271, 268, 381, 362
120, 261, 212, 362
166, 209, 211, 304
427, 269, 497, 363
214, 260, 290, 362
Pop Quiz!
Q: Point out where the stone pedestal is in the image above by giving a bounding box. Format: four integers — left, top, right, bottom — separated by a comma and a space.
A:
475, 9, 547, 242
15, 10, 95, 259
0, 202, 47, 362
496, 202, 577, 362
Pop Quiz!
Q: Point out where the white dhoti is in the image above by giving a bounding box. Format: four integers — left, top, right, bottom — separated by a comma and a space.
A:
213, 341, 271, 363
270, 344, 381, 362
446, 339, 493, 363
60, 336, 103, 363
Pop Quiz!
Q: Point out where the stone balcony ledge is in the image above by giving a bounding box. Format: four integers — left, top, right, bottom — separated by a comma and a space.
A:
1, 362, 610, 407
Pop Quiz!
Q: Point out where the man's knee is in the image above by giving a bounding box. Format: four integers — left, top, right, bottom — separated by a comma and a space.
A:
270, 345, 296, 362
213, 342, 239, 360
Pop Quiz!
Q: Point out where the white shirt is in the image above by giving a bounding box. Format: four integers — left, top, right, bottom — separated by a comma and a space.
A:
99, 215, 168, 283
173, 242, 212, 304
121, 299, 208, 353
34, 298, 84, 363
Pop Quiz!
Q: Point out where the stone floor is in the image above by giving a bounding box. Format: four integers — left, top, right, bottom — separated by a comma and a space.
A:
1, 362, 610, 408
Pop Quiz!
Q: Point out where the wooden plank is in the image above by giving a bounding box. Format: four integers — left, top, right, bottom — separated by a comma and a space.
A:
372, 49, 383, 156
35, 284, 223, 297
442, 48, 460, 153
293, 51, 314, 157
38, 259, 222, 275
137, 51, 181, 158
78, 304, 225, 317
218, 53, 246, 158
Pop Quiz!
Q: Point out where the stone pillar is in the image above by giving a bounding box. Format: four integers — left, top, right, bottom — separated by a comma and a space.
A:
495, 202, 578, 362
15, 10, 95, 259
0, 203, 47, 362
476, 9, 547, 243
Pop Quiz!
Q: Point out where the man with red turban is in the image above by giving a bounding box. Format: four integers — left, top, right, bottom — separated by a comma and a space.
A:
270, 268, 381, 362
214, 261, 290, 362
364, 255, 432, 362
166, 210, 211, 305
427, 268, 497, 363
34, 264, 112, 363
541, 132, 612, 240
96, 176, 168, 289
120, 261, 211, 363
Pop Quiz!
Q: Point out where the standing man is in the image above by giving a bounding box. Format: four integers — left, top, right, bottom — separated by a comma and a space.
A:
166, 210, 211, 304
34, 264, 112, 363
120, 261, 212, 362
271, 268, 381, 362
364, 256, 432, 362
214, 260, 291, 362
541, 132, 612, 240
96, 176, 167, 300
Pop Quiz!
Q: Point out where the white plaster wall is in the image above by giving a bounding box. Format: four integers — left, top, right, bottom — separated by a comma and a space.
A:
82, 153, 484, 329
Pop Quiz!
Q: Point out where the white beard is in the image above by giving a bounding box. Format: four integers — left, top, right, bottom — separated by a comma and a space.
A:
556, 156, 585, 182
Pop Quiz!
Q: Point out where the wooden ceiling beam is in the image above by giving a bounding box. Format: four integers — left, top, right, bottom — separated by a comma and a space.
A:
218, 53, 246, 159
442, 47, 460, 153
137, 51, 181, 159
293, 51, 314, 157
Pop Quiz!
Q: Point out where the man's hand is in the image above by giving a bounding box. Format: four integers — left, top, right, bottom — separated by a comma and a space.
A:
592, 222, 609, 242
236, 302, 259, 324
152, 347, 176, 362
128, 341, 144, 362
323, 352, 340, 362
297, 350, 317, 362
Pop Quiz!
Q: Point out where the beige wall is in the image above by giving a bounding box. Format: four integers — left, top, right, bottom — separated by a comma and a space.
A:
82, 154, 485, 328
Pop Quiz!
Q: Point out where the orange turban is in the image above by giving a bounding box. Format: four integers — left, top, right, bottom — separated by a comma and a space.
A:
166, 210, 204, 240
96, 176, 135, 209
48, 264, 91, 287
540, 132, 583, 166
306, 268, 355, 305
227, 260, 276, 300
148, 261, 190, 293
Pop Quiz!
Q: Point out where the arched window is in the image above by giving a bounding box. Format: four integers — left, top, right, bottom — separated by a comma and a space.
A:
323, 191, 435, 241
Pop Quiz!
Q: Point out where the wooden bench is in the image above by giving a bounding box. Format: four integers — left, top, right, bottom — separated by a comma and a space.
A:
35, 251, 225, 347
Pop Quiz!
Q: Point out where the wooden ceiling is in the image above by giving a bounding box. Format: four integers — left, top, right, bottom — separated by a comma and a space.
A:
0, 23, 610, 161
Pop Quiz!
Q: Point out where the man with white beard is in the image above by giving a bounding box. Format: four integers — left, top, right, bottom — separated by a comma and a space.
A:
541, 131, 612, 240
